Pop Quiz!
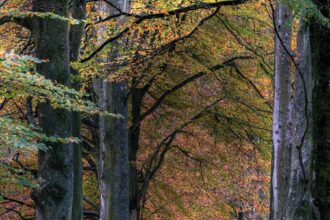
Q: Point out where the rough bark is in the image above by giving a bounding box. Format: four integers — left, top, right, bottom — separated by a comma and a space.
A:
93, 78, 129, 220
94, 1, 130, 219
30, 0, 73, 219
69, 1, 86, 219
286, 18, 314, 220
270, 3, 292, 220
271, 1, 330, 218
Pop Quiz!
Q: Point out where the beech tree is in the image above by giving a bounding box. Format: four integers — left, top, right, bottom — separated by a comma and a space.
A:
69, 0, 86, 219
93, 1, 130, 219
271, 0, 330, 219
30, 1, 74, 219
0, 0, 89, 219
271, 2, 292, 219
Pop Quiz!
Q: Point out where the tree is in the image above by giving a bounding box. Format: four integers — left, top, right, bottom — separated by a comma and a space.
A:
0, 0, 283, 219
29, 1, 75, 219
93, 1, 130, 219
0, 0, 92, 218
122, 1, 272, 218
69, 1, 87, 219
270, 0, 330, 218
270, 1, 292, 219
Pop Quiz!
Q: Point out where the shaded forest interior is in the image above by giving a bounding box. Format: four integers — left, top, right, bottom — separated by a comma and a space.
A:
0, 0, 329, 219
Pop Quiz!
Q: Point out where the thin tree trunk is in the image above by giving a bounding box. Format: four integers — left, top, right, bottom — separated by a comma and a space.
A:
129, 31, 157, 220
271, 3, 292, 220
69, 1, 86, 219
30, 0, 73, 219
129, 84, 143, 220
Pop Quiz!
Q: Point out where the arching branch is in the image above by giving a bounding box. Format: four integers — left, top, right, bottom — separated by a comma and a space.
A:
81, 0, 248, 62
137, 56, 253, 124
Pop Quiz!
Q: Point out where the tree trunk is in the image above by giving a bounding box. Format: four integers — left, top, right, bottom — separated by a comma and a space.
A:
271, 1, 330, 219
94, 78, 129, 220
270, 3, 292, 220
94, 1, 130, 219
129, 84, 143, 220
286, 18, 314, 220
69, 1, 86, 219
30, 0, 73, 219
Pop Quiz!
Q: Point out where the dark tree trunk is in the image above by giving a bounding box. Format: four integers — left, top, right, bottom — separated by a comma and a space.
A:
94, 79, 129, 220
30, 0, 73, 219
94, 1, 131, 219
129, 84, 143, 220
69, 1, 86, 219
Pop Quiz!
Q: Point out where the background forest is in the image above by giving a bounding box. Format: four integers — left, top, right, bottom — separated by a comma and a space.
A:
0, 0, 329, 220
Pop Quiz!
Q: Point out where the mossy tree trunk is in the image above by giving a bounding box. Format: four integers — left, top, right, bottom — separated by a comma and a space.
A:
69, 1, 86, 219
286, 18, 314, 220
94, 1, 131, 219
94, 78, 129, 220
30, 0, 74, 219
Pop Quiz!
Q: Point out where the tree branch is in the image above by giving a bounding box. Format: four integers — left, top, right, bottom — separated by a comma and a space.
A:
0, 15, 30, 29
93, 0, 248, 23
139, 97, 224, 201
0, 194, 34, 208
81, 0, 248, 62
137, 56, 253, 124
